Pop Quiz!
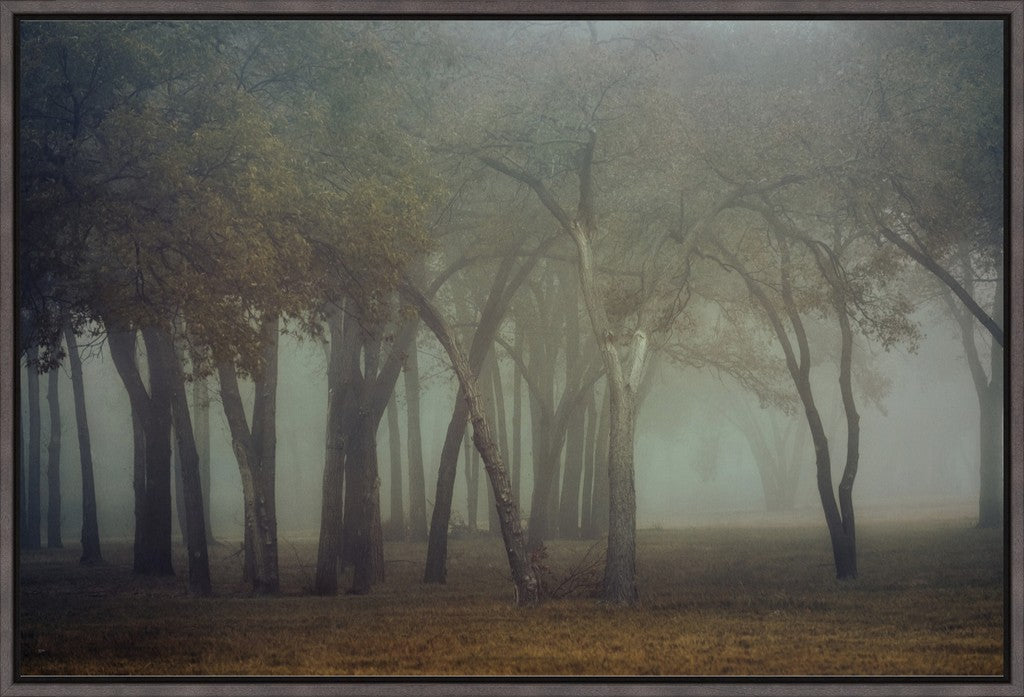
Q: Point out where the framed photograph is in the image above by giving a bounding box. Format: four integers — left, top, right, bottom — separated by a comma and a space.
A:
2, 2, 1021, 695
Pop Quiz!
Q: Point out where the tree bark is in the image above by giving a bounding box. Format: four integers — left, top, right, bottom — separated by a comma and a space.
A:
402, 281, 539, 605
487, 353, 508, 534
403, 338, 428, 541
347, 398, 386, 594
25, 348, 42, 550
586, 384, 611, 538
172, 434, 187, 543
218, 315, 280, 594
463, 429, 478, 531
192, 374, 214, 543
558, 397, 587, 539
579, 391, 597, 537
421, 238, 553, 584
511, 325, 524, 507
108, 328, 168, 575
46, 367, 62, 549
314, 305, 357, 595
64, 327, 102, 565
385, 394, 405, 540
148, 326, 211, 595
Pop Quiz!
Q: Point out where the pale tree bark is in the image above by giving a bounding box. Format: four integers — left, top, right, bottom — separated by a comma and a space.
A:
422, 236, 554, 584
486, 351, 508, 534
64, 327, 102, 565
217, 315, 280, 594
482, 131, 652, 603
401, 280, 539, 606
46, 366, 62, 549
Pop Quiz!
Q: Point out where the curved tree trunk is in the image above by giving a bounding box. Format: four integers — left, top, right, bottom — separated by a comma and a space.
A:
46, 367, 62, 549
423, 398, 468, 582
108, 328, 168, 575
403, 281, 538, 605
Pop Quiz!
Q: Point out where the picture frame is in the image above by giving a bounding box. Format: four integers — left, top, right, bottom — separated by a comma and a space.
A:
1, 2, 1021, 695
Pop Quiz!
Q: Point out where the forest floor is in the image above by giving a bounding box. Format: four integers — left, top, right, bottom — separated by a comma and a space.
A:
16, 516, 1005, 677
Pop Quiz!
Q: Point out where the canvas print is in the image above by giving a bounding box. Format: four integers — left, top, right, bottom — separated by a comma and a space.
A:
7, 14, 1010, 683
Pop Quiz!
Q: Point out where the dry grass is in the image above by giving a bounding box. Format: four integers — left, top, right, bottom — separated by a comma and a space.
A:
16, 517, 1004, 677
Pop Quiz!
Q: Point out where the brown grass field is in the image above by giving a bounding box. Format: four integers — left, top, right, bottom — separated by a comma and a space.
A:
16, 516, 1005, 677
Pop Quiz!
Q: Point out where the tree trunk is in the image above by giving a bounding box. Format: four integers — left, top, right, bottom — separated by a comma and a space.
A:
424, 398, 468, 582
526, 397, 554, 551
579, 391, 597, 537
586, 389, 611, 538
403, 338, 428, 541
420, 244, 542, 584
464, 429, 479, 531
314, 307, 354, 595
172, 434, 187, 543
977, 273, 1004, 528
192, 374, 214, 543
64, 327, 102, 565
107, 329, 166, 575
252, 316, 280, 592
978, 382, 1002, 528
46, 367, 62, 549
385, 394, 405, 540
602, 382, 639, 603
487, 353, 508, 534
558, 399, 586, 539
403, 281, 538, 605
218, 315, 280, 594
348, 408, 385, 594
150, 327, 211, 595
25, 348, 42, 550
511, 325, 524, 507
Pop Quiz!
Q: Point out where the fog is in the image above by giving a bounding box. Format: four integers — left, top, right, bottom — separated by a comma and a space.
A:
19, 303, 985, 543
15, 17, 1004, 615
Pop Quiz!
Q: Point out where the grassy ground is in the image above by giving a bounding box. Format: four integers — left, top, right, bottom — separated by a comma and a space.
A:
16, 517, 1004, 676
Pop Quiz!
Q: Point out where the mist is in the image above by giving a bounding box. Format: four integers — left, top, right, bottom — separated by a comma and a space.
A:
11, 15, 1008, 678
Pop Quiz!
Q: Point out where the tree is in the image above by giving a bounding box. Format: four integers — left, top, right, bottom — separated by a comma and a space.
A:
46, 364, 62, 548
401, 281, 539, 606
24, 348, 42, 551
63, 326, 102, 565
403, 334, 429, 541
